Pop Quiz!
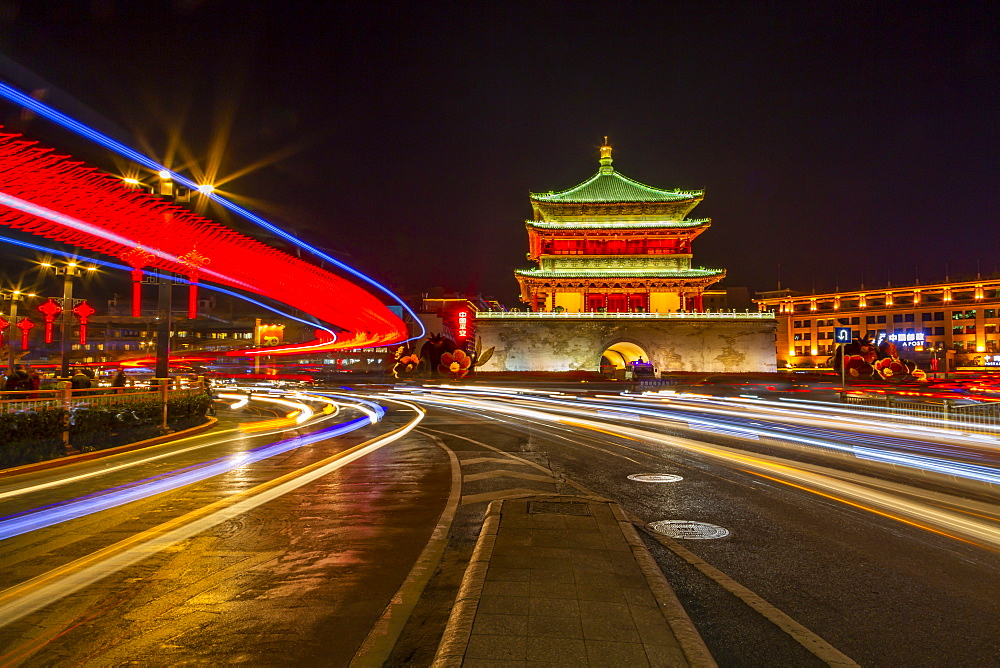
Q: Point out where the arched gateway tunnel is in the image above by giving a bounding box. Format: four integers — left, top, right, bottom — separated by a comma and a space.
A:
475, 311, 777, 374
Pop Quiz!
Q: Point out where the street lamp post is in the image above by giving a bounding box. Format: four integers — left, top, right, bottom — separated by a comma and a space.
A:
53, 263, 85, 378
155, 272, 172, 380
42, 261, 96, 379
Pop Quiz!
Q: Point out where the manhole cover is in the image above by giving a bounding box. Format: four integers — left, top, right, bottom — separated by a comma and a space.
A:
627, 473, 683, 483
528, 501, 591, 516
648, 520, 729, 540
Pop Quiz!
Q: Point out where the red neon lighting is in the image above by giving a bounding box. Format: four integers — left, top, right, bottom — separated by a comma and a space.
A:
36, 298, 62, 344
0, 314, 7, 348
16, 317, 33, 350
0, 132, 407, 354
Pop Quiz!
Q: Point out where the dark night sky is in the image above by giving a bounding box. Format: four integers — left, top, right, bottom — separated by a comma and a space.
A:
0, 1, 997, 306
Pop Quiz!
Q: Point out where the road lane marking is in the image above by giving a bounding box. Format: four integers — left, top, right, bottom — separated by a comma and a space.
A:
462, 470, 563, 484
417, 400, 861, 663
742, 470, 997, 553
0, 403, 423, 633
350, 429, 462, 667
460, 457, 534, 466
633, 513, 860, 667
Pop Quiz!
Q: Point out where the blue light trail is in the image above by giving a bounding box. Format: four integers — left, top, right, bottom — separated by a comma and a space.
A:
0, 80, 425, 343
0, 407, 383, 541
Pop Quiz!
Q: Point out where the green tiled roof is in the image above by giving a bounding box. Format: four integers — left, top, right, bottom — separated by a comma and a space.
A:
515, 268, 725, 278
531, 170, 703, 204
526, 218, 710, 230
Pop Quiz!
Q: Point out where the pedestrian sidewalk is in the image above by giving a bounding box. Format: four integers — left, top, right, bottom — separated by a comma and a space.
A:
434, 495, 716, 667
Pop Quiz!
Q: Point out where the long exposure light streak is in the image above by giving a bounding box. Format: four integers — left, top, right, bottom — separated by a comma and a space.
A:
0, 192, 248, 289
0, 80, 425, 343
400, 386, 1000, 485
0, 393, 361, 502
384, 389, 1000, 549
0, 233, 338, 340
0, 402, 383, 541
0, 399, 423, 631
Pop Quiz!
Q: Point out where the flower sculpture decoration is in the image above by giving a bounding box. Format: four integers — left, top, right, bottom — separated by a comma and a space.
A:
439, 349, 473, 379
392, 345, 422, 379
834, 336, 926, 382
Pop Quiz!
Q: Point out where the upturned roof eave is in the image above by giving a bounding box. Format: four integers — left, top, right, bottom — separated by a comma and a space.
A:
529, 170, 703, 204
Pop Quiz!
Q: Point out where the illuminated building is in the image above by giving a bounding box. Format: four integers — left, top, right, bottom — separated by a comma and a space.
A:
517, 139, 725, 312
756, 278, 1000, 371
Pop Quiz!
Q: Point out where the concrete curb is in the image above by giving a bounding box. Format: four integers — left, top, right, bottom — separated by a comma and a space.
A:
433, 499, 503, 667
433, 496, 716, 667
0, 417, 219, 479
615, 506, 717, 668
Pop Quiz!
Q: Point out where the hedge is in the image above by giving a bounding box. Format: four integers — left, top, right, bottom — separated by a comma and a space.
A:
1, 392, 213, 467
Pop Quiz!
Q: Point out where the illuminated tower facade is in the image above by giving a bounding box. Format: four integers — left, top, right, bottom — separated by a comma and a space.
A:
517, 140, 725, 312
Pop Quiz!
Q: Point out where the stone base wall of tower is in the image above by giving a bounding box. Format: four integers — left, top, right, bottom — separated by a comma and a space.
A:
476, 317, 777, 374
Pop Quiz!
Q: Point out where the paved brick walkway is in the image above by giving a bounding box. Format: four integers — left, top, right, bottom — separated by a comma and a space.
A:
434, 495, 715, 667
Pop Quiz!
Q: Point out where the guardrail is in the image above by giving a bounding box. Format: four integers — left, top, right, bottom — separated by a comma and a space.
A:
476, 311, 775, 320
1, 383, 204, 412
840, 393, 1000, 428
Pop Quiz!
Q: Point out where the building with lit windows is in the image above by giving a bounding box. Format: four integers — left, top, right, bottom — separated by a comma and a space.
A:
517, 140, 725, 312
755, 278, 1000, 371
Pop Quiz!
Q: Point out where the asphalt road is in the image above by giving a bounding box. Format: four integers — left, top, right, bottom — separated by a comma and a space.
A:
0, 392, 451, 666
1, 385, 997, 666
385, 385, 1000, 667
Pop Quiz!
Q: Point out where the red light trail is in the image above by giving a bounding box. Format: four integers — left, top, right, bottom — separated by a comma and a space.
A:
0, 132, 407, 354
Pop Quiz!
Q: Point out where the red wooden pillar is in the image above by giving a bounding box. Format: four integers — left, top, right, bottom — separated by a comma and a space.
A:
692, 292, 704, 312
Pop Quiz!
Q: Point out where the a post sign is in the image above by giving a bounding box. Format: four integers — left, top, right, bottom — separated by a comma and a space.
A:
834, 327, 853, 344
875, 332, 925, 347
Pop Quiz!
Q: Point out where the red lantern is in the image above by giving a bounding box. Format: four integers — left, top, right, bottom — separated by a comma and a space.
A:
120, 246, 156, 317
0, 315, 8, 348
36, 298, 63, 344
17, 318, 33, 350
180, 247, 210, 319
72, 300, 96, 345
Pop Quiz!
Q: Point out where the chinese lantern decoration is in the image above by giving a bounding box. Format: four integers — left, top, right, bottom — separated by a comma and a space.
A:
72, 300, 96, 345
17, 318, 34, 350
0, 315, 8, 348
180, 247, 210, 320
36, 298, 63, 344
119, 246, 156, 317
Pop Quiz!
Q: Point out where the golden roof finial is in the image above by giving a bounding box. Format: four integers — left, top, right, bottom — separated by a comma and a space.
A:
599, 137, 613, 173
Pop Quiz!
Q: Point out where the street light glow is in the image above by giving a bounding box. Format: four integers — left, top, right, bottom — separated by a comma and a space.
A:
197, 184, 215, 195
122, 177, 141, 185
158, 170, 171, 180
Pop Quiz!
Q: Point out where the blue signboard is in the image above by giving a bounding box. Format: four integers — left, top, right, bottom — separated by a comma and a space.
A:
834, 327, 853, 344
